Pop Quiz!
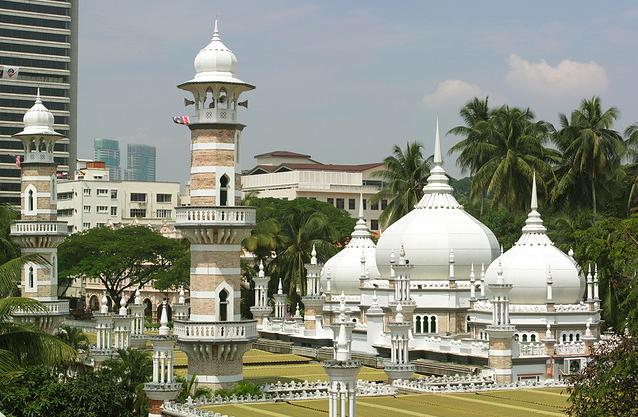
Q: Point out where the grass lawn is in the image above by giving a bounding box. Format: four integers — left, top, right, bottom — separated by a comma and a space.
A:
201, 388, 570, 417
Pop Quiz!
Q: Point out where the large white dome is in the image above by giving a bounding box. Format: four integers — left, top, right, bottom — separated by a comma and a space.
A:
376, 122, 500, 280
19, 89, 59, 136
321, 203, 380, 294
191, 20, 245, 84
485, 176, 585, 304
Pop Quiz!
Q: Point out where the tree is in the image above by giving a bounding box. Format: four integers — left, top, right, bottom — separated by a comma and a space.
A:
58, 226, 187, 306
57, 324, 89, 351
624, 122, 638, 211
448, 97, 493, 215
101, 348, 152, 416
371, 141, 432, 226
471, 106, 557, 211
553, 96, 625, 215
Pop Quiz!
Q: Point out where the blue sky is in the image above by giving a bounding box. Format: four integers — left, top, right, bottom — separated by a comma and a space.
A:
77, 1, 638, 182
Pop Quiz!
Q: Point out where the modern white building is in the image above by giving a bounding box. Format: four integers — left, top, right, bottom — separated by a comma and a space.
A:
56, 178, 180, 232
258, 122, 602, 384
242, 151, 386, 232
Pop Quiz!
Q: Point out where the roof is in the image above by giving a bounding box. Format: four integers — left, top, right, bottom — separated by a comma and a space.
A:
245, 162, 383, 175
254, 150, 312, 159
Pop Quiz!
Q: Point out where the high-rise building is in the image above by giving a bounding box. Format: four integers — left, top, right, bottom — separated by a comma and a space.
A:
94, 138, 121, 180
0, 0, 78, 205
124, 144, 156, 182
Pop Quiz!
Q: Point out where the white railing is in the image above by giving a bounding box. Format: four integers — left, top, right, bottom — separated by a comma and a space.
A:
411, 335, 489, 357
175, 206, 255, 226
173, 320, 257, 341
12, 299, 69, 315
555, 304, 590, 312
515, 341, 545, 357
11, 221, 68, 235
194, 107, 238, 124
555, 341, 586, 355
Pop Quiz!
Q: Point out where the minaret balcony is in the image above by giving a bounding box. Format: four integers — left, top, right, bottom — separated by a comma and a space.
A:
175, 206, 255, 227
11, 221, 68, 236
191, 107, 238, 125
23, 152, 54, 164
12, 299, 69, 316
173, 319, 257, 342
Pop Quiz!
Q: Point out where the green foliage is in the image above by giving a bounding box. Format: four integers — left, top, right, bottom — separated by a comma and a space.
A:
58, 226, 188, 305
100, 348, 152, 416
0, 365, 135, 417
214, 381, 262, 398
176, 374, 213, 402
371, 141, 432, 226
567, 333, 638, 417
56, 324, 89, 351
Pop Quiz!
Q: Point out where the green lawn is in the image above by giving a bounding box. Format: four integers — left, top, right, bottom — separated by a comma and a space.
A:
201, 388, 570, 417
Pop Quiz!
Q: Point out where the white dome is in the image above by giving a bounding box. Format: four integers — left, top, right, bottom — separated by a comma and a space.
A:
321, 205, 380, 295
193, 20, 242, 83
485, 176, 585, 304
18, 90, 59, 136
376, 122, 499, 280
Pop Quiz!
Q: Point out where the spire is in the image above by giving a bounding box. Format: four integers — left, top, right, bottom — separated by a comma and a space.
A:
134, 287, 142, 305
351, 190, 372, 239
100, 290, 109, 314
178, 286, 185, 304
358, 190, 364, 220
119, 295, 128, 316
277, 277, 283, 295
531, 171, 538, 211
480, 263, 486, 298
159, 299, 169, 336
310, 244, 317, 265
434, 116, 442, 165
35, 88, 42, 104
212, 18, 221, 41
546, 264, 553, 303
496, 259, 504, 285
258, 260, 265, 278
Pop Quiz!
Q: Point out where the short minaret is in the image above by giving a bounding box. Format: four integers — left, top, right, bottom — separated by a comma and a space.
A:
303, 245, 325, 336
145, 300, 182, 417
92, 291, 115, 365
10, 90, 69, 333
586, 264, 595, 311
389, 245, 416, 323
448, 248, 456, 288
324, 294, 361, 417
129, 289, 147, 348
173, 19, 257, 389
173, 286, 190, 321
469, 264, 477, 307
251, 260, 273, 328
546, 265, 555, 313
541, 322, 556, 379
384, 302, 415, 382
485, 259, 515, 383
273, 277, 288, 320
593, 264, 600, 310
365, 289, 385, 347
113, 295, 133, 350
479, 263, 486, 300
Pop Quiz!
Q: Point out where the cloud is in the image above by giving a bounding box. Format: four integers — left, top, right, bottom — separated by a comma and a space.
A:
423, 79, 485, 107
505, 54, 608, 98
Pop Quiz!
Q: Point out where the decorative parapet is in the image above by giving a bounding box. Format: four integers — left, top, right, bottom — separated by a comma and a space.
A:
555, 341, 586, 355
513, 341, 545, 358
393, 376, 566, 394
11, 299, 69, 315
11, 221, 68, 236
173, 320, 257, 341
175, 206, 255, 227
410, 335, 489, 357
554, 304, 590, 312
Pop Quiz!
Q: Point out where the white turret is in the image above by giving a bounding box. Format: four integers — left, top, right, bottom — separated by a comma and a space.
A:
159, 300, 170, 336
100, 291, 109, 314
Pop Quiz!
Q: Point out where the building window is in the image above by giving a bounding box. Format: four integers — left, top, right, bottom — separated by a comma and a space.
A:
110, 206, 117, 216
363, 199, 367, 210
57, 208, 73, 216
97, 188, 108, 196
414, 315, 438, 334
97, 206, 108, 214
83, 222, 91, 229
371, 201, 379, 210
381, 199, 388, 210
96, 223, 105, 227
83, 205, 91, 213
157, 193, 172, 203
130, 208, 146, 218
336, 198, 345, 209
219, 175, 230, 206
83, 188, 91, 196
27, 265, 34, 290
156, 209, 172, 218
57, 191, 73, 200
370, 219, 379, 231
110, 189, 118, 199
219, 289, 229, 321
130, 193, 146, 202
348, 198, 356, 210
327, 198, 334, 206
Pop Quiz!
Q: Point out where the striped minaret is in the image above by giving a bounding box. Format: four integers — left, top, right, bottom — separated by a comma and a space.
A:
10, 90, 69, 333
173, 19, 256, 389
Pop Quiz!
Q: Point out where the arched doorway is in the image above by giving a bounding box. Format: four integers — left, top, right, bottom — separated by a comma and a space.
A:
89, 295, 99, 311
143, 298, 152, 318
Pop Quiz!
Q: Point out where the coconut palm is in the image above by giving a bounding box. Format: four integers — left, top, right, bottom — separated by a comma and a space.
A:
471, 106, 557, 211
552, 97, 625, 215
448, 97, 493, 215
57, 324, 90, 351
623, 123, 638, 211
371, 141, 432, 226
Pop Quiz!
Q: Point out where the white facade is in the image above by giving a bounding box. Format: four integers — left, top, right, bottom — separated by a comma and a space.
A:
56, 179, 180, 232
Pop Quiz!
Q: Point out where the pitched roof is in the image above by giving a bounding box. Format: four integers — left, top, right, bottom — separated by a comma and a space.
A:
254, 150, 312, 159
274, 162, 383, 173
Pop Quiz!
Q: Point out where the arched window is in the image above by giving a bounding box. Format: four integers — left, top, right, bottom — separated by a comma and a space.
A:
569, 333, 574, 342
415, 316, 422, 334
219, 174, 229, 206
218, 88, 228, 109
24, 184, 37, 214
522, 334, 528, 342
530, 334, 536, 342
205, 87, 214, 108
466, 315, 471, 333
28, 265, 34, 289
562, 334, 567, 342
575, 333, 580, 342
143, 299, 152, 317
28, 189, 34, 211
89, 295, 100, 311
429, 315, 437, 333
219, 289, 229, 321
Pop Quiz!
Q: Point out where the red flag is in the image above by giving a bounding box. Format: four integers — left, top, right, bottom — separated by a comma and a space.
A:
173, 115, 190, 125
15, 155, 21, 169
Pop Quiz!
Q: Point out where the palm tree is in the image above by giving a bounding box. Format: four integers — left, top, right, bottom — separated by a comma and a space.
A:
371, 141, 432, 226
102, 348, 152, 416
57, 324, 90, 351
552, 96, 625, 215
471, 106, 557, 210
448, 97, 493, 215
243, 218, 287, 263
624, 123, 638, 211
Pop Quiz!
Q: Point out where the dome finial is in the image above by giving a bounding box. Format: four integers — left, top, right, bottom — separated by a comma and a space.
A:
277, 277, 283, 295
212, 17, 220, 41
35, 88, 42, 103
358, 190, 364, 220
531, 171, 538, 211
311, 244, 317, 265
434, 116, 442, 166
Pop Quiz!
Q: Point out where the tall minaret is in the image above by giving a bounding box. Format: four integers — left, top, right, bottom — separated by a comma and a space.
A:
10, 90, 69, 333
173, 19, 256, 389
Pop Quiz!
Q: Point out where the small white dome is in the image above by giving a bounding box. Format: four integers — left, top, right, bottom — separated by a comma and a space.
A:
376, 121, 499, 280
485, 175, 584, 304
193, 20, 240, 83
19, 90, 58, 136
322, 202, 380, 295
